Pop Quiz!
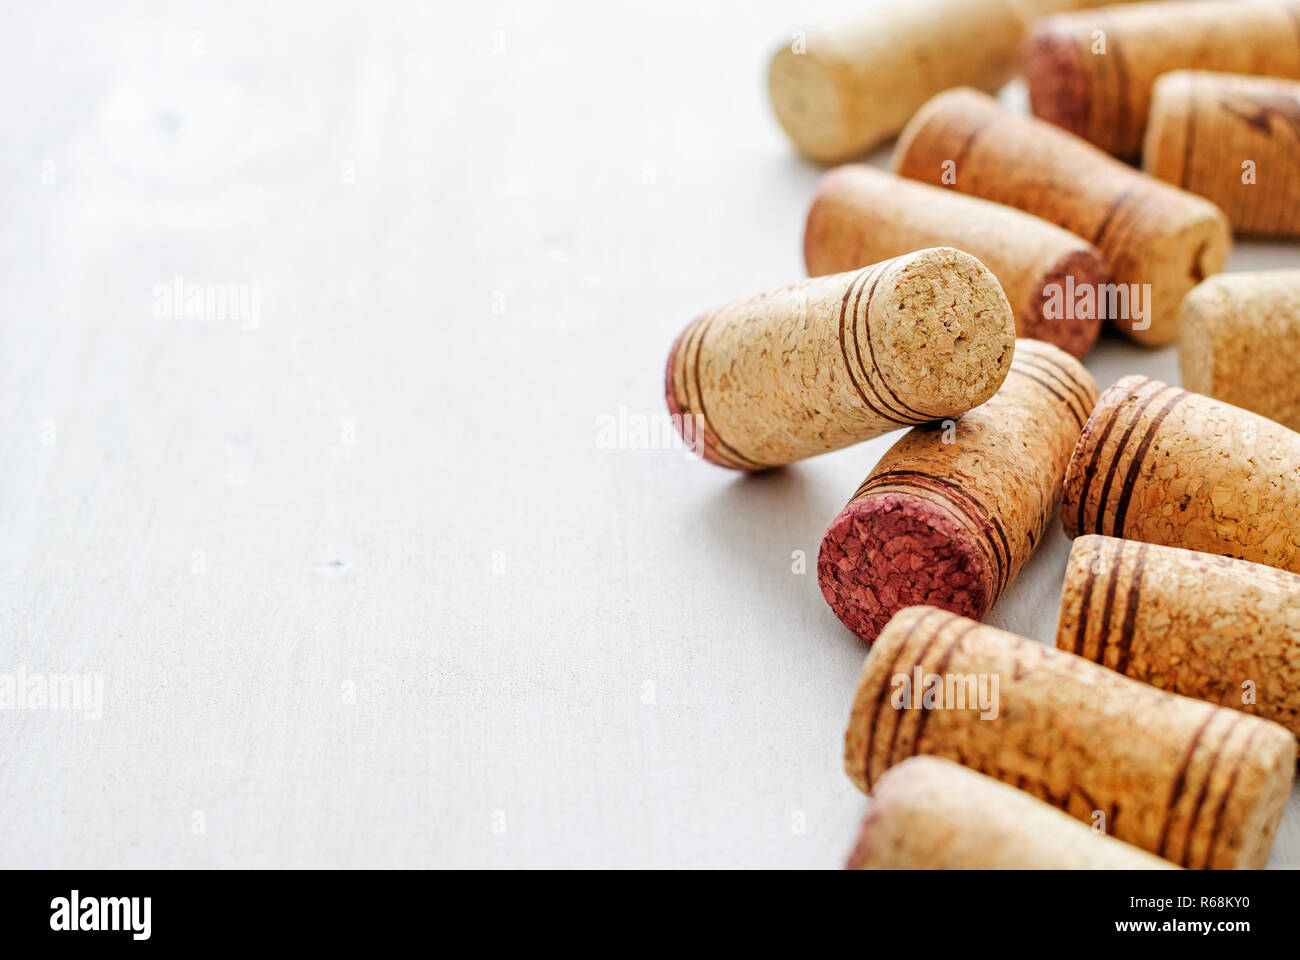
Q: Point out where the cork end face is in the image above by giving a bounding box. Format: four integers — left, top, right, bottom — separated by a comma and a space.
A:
1027, 248, 1107, 360
768, 46, 850, 164
871, 248, 1015, 420
818, 492, 993, 643
1024, 23, 1089, 139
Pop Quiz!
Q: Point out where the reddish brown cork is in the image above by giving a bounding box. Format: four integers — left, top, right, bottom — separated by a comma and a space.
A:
845, 606, 1297, 869
892, 87, 1232, 346
1061, 376, 1300, 572
846, 757, 1177, 869
665, 249, 1015, 470
804, 165, 1105, 358
818, 339, 1097, 642
1057, 535, 1300, 738
1024, 1, 1300, 160
1145, 71, 1300, 237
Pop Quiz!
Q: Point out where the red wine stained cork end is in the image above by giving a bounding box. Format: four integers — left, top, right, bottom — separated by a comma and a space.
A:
1029, 247, 1106, 359
818, 492, 992, 644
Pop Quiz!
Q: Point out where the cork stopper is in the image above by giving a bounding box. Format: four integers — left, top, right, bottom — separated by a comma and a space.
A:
805, 165, 1105, 358
1145, 71, 1300, 237
1061, 376, 1300, 572
892, 87, 1232, 346
1178, 270, 1300, 432
1057, 535, 1300, 738
845, 606, 1297, 869
666, 248, 1016, 470
847, 756, 1177, 869
1024, 1, 1300, 160
818, 339, 1097, 642
767, 0, 1027, 163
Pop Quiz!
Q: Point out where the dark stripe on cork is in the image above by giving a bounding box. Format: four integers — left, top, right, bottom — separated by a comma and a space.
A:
839, 265, 910, 428
1157, 708, 1217, 859
677, 315, 750, 470
1180, 81, 1197, 190
1090, 189, 1135, 251
688, 313, 770, 470
862, 608, 945, 792
881, 629, 946, 771
1202, 725, 1260, 870
1093, 381, 1177, 536
1008, 367, 1085, 429
1016, 349, 1095, 416
1112, 389, 1188, 539
1069, 537, 1105, 657
857, 470, 1011, 597
951, 118, 994, 182
1092, 537, 1128, 665
856, 262, 930, 423
1112, 542, 1150, 674
1179, 715, 1243, 869
905, 620, 982, 761
1111, 32, 1132, 153
1072, 378, 1150, 536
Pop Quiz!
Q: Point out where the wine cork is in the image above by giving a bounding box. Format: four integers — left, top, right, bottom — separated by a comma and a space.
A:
767, 0, 1027, 164
1057, 535, 1300, 738
1025, 1, 1300, 160
1061, 375, 1300, 572
818, 340, 1096, 642
1145, 72, 1300, 237
1180, 271, 1300, 431
844, 606, 1296, 869
804, 166, 1105, 359
664, 248, 1015, 470
846, 756, 1177, 870
892, 87, 1232, 346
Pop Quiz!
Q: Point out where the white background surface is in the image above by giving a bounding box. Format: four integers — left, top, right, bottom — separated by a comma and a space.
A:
1, 0, 1296, 868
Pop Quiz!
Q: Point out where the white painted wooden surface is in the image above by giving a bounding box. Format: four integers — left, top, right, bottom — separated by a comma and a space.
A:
0, 0, 1295, 868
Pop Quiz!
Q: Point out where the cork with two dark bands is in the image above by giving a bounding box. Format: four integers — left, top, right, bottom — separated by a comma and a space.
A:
1145, 71, 1300, 237
665, 248, 1015, 470
845, 606, 1296, 869
892, 88, 1231, 346
1061, 376, 1300, 572
1025, 0, 1300, 160
1057, 535, 1300, 738
818, 339, 1097, 643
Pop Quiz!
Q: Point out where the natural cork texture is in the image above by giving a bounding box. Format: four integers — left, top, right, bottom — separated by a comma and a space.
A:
1179, 271, 1300, 431
1061, 376, 1300, 572
846, 756, 1177, 870
844, 606, 1297, 869
805, 166, 1105, 359
1057, 535, 1300, 738
1025, 1, 1300, 161
1145, 72, 1300, 237
767, 0, 1027, 164
818, 340, 1096, 642
892, 87, 1232, 346
665, 248, 1015, 470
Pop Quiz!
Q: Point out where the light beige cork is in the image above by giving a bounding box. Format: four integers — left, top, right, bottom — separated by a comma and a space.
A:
846, 756, 1177, 869
1025, 1, 1300, 160
1179, 271, 1300, 431
804, 166, 1106, 359
767, 0, 1027, 164
1061, 376, 1300, 572
665, 248, 1015, 470
1145, 72, 1300, 237
818, 340, 1097, 643
844, 606, 1297, 869
893, 88, 1232, 346
1057, 534, 1300, 738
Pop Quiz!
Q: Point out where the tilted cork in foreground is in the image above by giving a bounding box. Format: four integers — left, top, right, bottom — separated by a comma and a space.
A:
819, 339, 1096, 642
665, 248, 1015, 470
844, 606, 1296, 869
1057, 535, 1300, 738
846, 756, 1177, 870
1025, 0, 1300, 160
1179, 271, 1300, 432
892, 87, 1232, 346
804, 165, 1104, 358
1145, 72, 1300, 237
1061, 376, 1300, 572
